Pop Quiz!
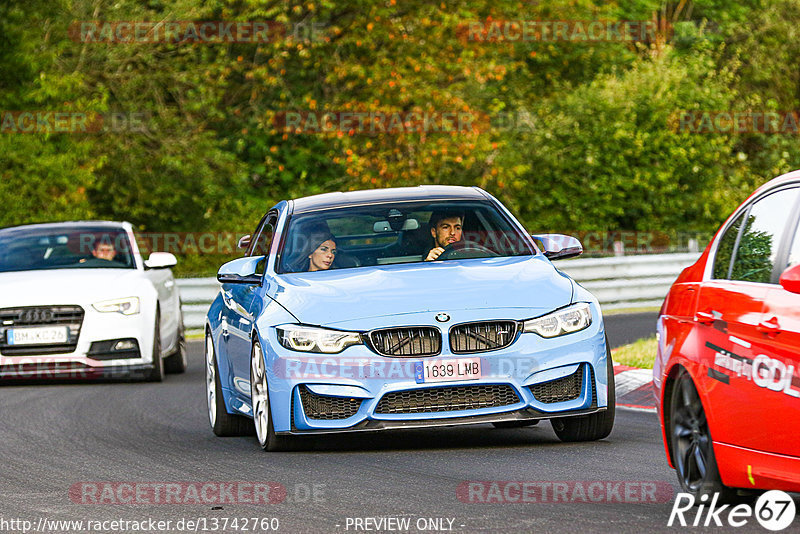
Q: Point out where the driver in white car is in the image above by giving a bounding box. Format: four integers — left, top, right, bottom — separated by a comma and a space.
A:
91, 241, 117, 261
79, 238, 118, 265
424, 210, 464, 261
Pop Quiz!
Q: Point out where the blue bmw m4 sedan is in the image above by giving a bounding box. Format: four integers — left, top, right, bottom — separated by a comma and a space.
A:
205, 186, 614, 450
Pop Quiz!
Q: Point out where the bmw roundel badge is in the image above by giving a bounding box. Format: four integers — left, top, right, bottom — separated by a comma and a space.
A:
435, 313, 450, 323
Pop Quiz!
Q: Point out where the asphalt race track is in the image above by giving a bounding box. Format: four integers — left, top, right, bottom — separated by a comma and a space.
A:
603, 312, 658, 349
0, 333, 795, 533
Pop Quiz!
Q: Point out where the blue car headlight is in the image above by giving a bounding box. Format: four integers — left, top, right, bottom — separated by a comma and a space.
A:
522, 303, 592, 338
276, 324, 363, 354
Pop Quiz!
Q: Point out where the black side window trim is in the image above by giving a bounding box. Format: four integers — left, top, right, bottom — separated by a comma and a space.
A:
726, 206, 750, 280
720, 185, 800, 283
247, 210, 279, 258
245, 213, 269, 257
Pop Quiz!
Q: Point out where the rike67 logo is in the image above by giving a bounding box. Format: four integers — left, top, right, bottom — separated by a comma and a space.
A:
668, 491, 796, 531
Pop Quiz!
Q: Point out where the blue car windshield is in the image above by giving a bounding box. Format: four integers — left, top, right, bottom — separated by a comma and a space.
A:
278, 200, 534, 273
0, 226, 136, 272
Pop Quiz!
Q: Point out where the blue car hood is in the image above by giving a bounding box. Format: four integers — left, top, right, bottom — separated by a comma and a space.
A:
270, 256, 574, 326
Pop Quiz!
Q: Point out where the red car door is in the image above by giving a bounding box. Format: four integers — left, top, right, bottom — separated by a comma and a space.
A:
697, 186, 800, 453
753, 220, 800, 457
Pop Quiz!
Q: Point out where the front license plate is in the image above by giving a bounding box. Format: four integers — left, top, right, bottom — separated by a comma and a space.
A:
415, 358, 482, 384
7, 326, 69, 346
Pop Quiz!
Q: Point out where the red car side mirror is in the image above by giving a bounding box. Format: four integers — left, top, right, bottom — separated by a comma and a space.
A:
779, 263, 800, 294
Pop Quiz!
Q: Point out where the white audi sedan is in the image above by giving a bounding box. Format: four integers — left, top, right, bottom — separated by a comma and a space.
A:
0, 221, 186, 381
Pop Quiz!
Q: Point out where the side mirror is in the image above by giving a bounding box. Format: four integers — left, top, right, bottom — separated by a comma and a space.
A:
144, 252, 178, 269
779, 263, 800, 294
237, 235, 251, 250
531, 234, 583, 261
217, 256, 264, 284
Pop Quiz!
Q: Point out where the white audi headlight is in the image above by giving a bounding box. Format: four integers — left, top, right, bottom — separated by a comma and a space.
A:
276, 324, 362, 354
92, 297, 140, 315
523, 303, 592, 338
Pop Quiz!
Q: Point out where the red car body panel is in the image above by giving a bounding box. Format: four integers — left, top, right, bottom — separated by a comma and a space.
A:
655, 171, 800, 493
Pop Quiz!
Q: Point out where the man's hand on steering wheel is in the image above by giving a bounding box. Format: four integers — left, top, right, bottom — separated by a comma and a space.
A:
425, 247, 446, 261
437, 241, 497, 260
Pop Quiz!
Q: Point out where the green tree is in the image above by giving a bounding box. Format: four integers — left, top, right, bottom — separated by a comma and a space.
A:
503, 42, 754, 235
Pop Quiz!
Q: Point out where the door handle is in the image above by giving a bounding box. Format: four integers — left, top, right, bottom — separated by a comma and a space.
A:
695, 311, 716, 325
221, 317, 230, 339
164, 280, 175, 289
222, 289, 233, 306
757, 317, 781, 335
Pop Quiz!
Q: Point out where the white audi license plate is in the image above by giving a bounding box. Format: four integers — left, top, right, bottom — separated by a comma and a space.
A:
7, 326, 69, 346
415, 358, 482, 384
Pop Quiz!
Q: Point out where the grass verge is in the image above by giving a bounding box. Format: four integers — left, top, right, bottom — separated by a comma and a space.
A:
612, 335, 657, 369
187, 330, 205, 341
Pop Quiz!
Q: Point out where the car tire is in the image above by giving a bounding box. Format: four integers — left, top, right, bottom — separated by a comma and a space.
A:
492, 420, 540, 429
668, 367, 736, 501
146, 312, 165, 382
164, 309, 188, 374
552, 348, 615, 442
250, 340, 294, 451
205, 332, 253, 437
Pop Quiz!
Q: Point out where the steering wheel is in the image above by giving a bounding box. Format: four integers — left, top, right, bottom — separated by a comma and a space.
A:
438, 241, 498, 260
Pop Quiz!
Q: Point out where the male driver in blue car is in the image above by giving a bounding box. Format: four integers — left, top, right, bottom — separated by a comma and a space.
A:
424, 210, 464, 261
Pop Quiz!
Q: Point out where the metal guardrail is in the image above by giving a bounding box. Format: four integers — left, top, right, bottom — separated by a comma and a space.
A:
177, 252, 702, 329
177, 277, 221, 331
557, 252, 701, 311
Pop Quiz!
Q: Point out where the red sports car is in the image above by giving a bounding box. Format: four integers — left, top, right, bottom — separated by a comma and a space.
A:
655, 171, 800, 498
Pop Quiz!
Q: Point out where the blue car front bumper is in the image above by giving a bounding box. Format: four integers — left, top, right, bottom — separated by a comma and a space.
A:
248, 306, 610, 435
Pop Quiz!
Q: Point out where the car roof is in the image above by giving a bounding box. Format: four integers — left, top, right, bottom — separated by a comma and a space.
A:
756, 170, 800, 196
291, 185, 488, 214
0, 221, 131, 234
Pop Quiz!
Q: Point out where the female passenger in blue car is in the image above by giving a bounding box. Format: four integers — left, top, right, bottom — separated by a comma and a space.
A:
305, 231, 337, 272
